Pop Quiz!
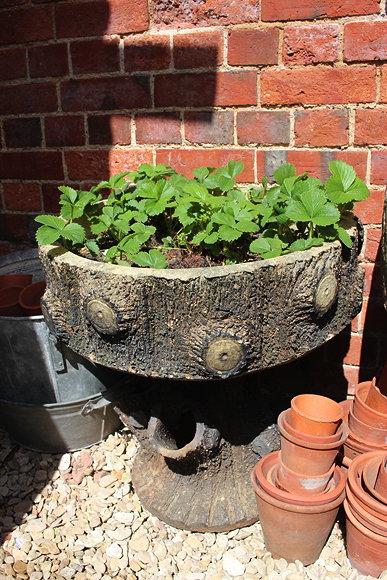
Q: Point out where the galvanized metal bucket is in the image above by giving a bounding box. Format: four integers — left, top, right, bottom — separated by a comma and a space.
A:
0, 314, 126, 453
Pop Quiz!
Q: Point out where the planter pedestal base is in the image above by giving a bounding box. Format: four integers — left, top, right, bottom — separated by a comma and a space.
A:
115, 375, 280, 532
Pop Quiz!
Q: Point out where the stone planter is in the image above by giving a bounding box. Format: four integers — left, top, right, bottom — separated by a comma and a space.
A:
39, 233, 363, 381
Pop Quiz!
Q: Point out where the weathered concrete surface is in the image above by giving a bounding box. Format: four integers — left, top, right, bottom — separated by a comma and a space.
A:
39, 224, 364, 380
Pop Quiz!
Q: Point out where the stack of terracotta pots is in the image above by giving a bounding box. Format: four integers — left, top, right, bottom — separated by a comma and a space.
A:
0, 274, 45, 316
251, 394, 347, 565
344, 378, 387, 462
344, 451, 387, 576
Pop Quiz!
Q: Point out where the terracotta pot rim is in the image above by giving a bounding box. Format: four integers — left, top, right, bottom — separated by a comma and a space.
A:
282, 408, 344, 444
347, 451, 387, 517
251, 463, 346, 513
346, 485, 387, 534
344, 498, 387, 544
349, 409, 387, 437
363, 454, 387, 505
354, 382, 387, 420
252, 451, 346, 506
347, 426, 387, 449
278, 452, 335, 480
0, 285, 24, 307
291, 394, 343, 424
278, 410, 348, 450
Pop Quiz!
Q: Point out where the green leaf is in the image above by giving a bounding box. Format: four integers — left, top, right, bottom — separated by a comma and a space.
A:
286, 190, 340, 226
85, 239, 100, 255
118, 237, 142, 255
36, 226, 61, 246
204, 232, 219, 244
35, 215, 67, 229
249, 237, 283, 258
193, 167, 209, 182
337, 226, 352, 248
227, 161, 244, 179
58, 186, 78, 204
326, 176, 369, 203
62, 223, 85, 244
191, 231, 207, 245
131, 249, 167, 269
274, 163, 296, 185
287, 238, 324, 253
236, 220, 259, 233
218, 225, 242, 242
328, 161, 356, 191
212, 213, 236, 228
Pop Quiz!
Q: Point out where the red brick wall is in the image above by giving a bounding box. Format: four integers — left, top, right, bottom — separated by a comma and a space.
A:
0, 0, 386, 392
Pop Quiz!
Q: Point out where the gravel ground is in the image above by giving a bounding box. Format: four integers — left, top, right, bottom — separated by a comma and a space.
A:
0, 424, 385, 580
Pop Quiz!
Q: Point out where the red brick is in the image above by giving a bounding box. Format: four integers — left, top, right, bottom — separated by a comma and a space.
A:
155, 71, 257, 107
237, 111, 290, 145
295, 110, 349, 147
0, 214, 29, 242
355, 109, 387, 145
3, 117, 42, 148
261, 67, 376, 106
256, 150, 367, 182
156, 149, 255, 182
29, 43, 68, 78
88, 115, 132, 145
65, 149, 153, 180
1, 0, 28, 7
0, 82, 57, 115
228, 29, 279, 66
343, 334, 362, 366
344, 22, 387, 62
261, 0, 379, 21
283, 24, 340, 66
364, 227, 382, 261
343, 365, 360, 395
71, 39, 120, 75
56, 0, 149, 38
381, 65, 387, 103
174, 31, 223, 69
42, 182, 66, 214
0, 6, 53, 45
184, 111, 233, 144
0, 152, 64, 180
61, 77, 151, 112
136, 113, 181, 144
361, 263, 382, 297
45, 116, 85, 147
371, 151, 387, 185
360, 298, 387, 333
153, 0, 259, 27
3, 183, 41, 211
356, 190, 385, 225
0, 47, 26, 81
124, 35, 170, 72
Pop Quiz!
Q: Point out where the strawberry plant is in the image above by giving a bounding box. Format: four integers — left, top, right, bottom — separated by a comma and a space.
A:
35, 160, 369, 269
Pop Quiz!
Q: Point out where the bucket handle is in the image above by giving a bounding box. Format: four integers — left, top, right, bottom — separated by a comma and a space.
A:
81, 396, 109, 416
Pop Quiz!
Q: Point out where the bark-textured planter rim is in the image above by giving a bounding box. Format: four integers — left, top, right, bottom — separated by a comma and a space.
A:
39, 231, 364, 381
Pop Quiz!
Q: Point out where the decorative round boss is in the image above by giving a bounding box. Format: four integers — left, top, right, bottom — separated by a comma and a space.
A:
84, 296, 118, 334
314, 272, 338, 315
204, 336, 244, 374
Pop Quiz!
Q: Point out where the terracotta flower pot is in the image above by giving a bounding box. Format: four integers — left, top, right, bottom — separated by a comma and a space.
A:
0, 273, 32, 289
344, 498, 387, 577
363, 453, 387, 504
275, 455, 334, 496
0, 285, 25, 316
348, 408, 387, 446
339, 399, 352, 425
289, 394, 343, 436
278, 410, 348, 476
282, 408, 345, 445
253, 451, 345, 506
18, 280, 46, 316
352, 382, 387, 429
343, 425, 387, 464
346, 485, 387, 536
365, 378, 387, 415
347, 451, 387, 523
374, 455, 387, 499
251, 455, 346, 565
